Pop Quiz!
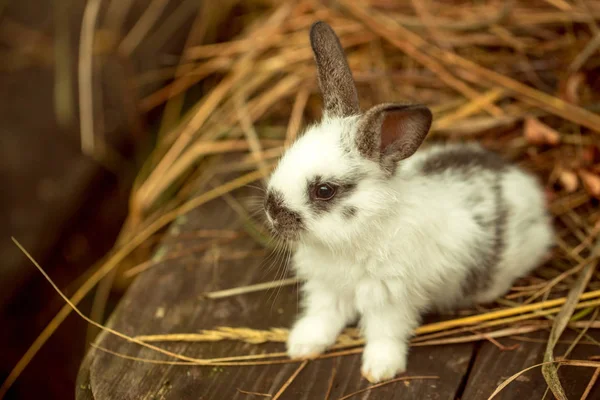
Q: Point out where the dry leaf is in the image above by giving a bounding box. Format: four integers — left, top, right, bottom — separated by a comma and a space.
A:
557, 167, 579, 193
578, 169, 600, 198
524, 118, 561, 146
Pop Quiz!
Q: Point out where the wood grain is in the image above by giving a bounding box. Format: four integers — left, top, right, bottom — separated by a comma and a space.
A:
461, 330, 600, 399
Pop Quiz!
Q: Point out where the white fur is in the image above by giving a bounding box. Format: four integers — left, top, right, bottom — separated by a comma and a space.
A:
266, 116, 554, 383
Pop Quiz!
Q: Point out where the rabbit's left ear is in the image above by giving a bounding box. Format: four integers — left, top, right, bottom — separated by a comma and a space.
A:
310, 21, 360, 118
355, 103, 432, 169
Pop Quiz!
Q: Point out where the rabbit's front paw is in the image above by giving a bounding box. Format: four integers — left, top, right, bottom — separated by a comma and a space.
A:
361, 340, 407, 383
286, 316, 336, 359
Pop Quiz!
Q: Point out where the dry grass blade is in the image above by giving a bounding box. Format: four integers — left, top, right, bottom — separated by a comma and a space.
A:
417, 290, 600, 334
123, 236, 237, 278
86, 268, 117, 346
140, 58, 232, 112
409, 0, 445, 48
118, 0, 169, 55
77, 0, 102, 159
545, 308, 600, 397
523, 256, 596, 304
91, 343, 297, 366
433, 88, 506, 130
134, 327, 290, 344
272, 360, 308, 400
133, 298, 600, 347
89, 344, 197, 366
235, 92, 270, 179
413, 324, 545, 347
53, 0, 73, 127
568, 31, 600, 73
541, 252, 598, 399
488, 360, 600, 399
203, 277, 299, 299
581, 367, 600, 400
185, 35, 286, 60
324, 364, 337, 400
237, 388, 272, 397
285, 86, 311, 147
541, 0, 572, 11
336, 376, 439, 400
104, 0, 135, 34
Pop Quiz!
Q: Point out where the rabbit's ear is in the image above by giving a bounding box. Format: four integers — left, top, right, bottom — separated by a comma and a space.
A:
310, 21, 360, 118
356, 103, 432, 169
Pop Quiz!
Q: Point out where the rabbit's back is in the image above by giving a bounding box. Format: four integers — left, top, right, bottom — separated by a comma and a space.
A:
403, 143, 553, 307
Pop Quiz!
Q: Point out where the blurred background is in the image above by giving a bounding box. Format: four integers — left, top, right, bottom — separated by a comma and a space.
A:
1, 0, 600, 398
1, 0, 243, 397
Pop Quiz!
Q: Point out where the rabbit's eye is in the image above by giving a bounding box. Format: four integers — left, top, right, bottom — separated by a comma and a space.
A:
314, 183, 336, 200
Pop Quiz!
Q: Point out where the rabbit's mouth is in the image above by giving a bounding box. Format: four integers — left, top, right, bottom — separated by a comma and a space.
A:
264, 191, 305, 241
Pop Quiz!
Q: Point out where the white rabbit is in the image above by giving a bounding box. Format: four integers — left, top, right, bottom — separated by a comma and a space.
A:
263, 21, 554, 383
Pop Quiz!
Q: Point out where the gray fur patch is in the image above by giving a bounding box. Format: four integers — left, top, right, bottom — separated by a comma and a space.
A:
355, 106, 384, 161
309, 182, 358, 214
342, 206, 358, 219
264, 190, 304, 240
307, 173, 364, 214
473, 213, 487, 228
461, 174, 508, 299
468, 193, 484, 207
310, 21, 360, 118
421, 146, 507, 176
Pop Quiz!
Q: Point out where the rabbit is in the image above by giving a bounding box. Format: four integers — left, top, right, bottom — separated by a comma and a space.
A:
263, 21, 554, 383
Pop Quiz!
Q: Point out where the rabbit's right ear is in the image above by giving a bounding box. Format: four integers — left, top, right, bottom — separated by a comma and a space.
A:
355, 103, 432, 173
310, 21, 360, 118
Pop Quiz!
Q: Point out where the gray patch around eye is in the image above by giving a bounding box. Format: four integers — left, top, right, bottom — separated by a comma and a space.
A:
307, 174, 363, 215
421, 147, 507, 176
461, 174, 508, 299
310, 182, 357, 214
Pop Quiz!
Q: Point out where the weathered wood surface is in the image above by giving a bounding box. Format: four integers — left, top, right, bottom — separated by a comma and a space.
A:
462, 330, 600, 400
77, 187, 599, 399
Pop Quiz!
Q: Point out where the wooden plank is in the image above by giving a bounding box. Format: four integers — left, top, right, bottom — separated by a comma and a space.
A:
461, 330, 600, 399
76, 350, 94, 400
77, 188, 475, 399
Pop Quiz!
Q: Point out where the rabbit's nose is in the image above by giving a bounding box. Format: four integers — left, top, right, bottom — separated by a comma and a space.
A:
264, 190, 304, 238
265, 192, 282, 214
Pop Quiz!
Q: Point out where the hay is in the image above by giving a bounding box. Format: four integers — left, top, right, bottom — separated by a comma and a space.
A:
3, 0, 600, 398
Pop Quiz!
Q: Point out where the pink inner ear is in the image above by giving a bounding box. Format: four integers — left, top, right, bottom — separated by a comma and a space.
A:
380, 110, 409, 152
